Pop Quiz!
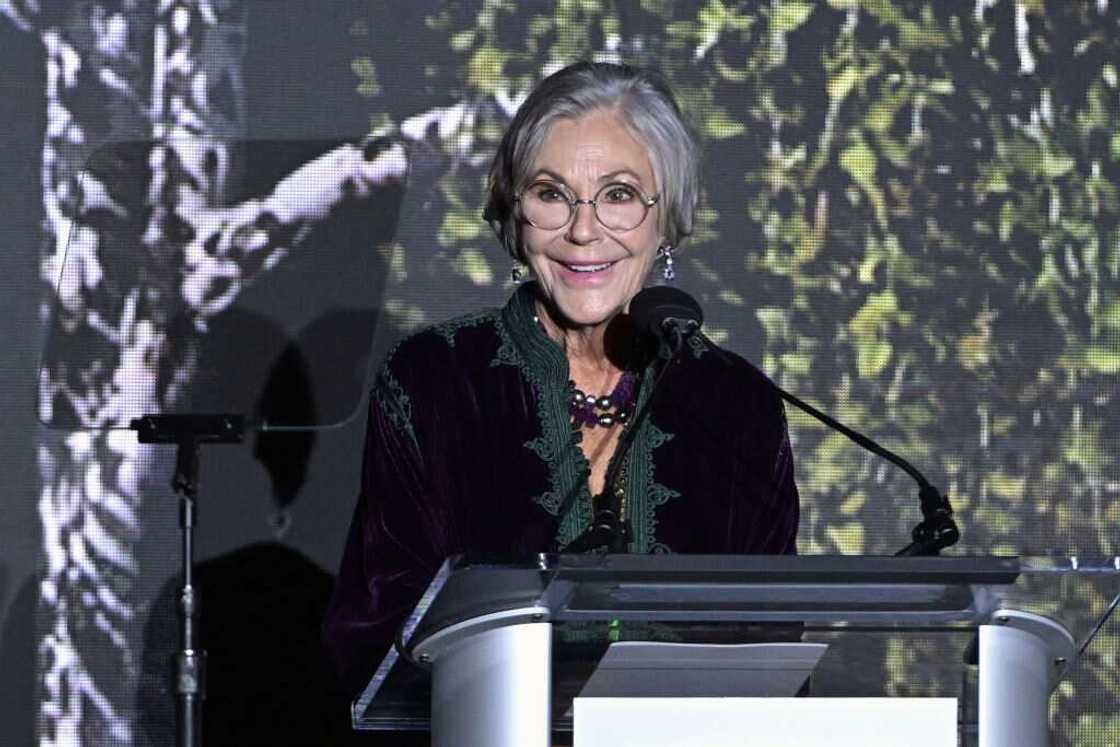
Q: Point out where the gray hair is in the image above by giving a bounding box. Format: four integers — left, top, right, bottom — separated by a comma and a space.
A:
484, 61, 700, 262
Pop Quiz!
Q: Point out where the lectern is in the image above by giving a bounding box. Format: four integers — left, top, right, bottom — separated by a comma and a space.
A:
352, 554, 1119, 746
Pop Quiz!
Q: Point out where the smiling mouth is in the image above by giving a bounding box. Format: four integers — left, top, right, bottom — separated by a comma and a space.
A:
562, 260, 617, 273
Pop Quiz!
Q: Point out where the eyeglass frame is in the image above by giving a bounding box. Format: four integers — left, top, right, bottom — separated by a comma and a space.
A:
514, 180, 661, 232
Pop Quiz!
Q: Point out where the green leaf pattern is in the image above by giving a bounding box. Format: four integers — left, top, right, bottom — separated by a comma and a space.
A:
350, 2, 1120, 739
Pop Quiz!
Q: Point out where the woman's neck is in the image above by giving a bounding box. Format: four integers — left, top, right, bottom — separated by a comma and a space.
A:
535, 301, 622, 391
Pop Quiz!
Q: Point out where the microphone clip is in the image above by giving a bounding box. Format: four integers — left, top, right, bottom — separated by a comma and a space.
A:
895, 484, 960, 557
658, 318, 699, 359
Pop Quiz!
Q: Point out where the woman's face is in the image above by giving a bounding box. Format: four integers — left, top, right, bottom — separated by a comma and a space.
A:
520, 108, 662, 330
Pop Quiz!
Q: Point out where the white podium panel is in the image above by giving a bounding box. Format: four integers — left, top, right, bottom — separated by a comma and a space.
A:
574, 697, 957, 747
430, 621, 551, 747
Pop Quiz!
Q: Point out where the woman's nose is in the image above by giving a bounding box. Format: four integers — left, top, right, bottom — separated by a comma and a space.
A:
566, 199, 601, 244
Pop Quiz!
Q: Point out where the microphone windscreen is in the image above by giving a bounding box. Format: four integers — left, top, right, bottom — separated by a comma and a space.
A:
629, 286, 704, 339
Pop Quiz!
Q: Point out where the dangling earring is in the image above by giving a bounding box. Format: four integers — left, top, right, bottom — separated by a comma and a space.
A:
511, 261, 524, 283
657, 244, 676, 282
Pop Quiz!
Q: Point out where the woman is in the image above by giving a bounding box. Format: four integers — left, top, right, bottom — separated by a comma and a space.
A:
323, 61, 799, 697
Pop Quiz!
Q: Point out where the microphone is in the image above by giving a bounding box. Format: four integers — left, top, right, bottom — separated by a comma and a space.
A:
633, 288, 960, 557
629, 286, 703, 356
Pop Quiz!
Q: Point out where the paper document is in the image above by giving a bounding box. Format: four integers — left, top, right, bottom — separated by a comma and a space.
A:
577, 641, 828, 699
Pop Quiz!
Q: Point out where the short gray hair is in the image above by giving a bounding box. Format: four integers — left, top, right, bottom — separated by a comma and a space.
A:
484, 61, 700, 262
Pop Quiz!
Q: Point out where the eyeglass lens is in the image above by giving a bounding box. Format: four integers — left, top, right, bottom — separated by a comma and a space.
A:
520, 181, 652, 231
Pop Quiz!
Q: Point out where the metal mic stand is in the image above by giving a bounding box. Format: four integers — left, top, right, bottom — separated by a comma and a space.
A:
767, 385, 960, 556
131, 414, 246, 747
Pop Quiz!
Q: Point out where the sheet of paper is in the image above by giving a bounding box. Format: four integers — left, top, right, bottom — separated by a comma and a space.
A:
577, 641, 829, 698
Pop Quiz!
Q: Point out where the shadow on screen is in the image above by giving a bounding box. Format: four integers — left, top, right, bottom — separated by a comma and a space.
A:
134, 543, 351, 746
135, 543, 431, 746
189, 304, 380, 513
0, 572, 38, 747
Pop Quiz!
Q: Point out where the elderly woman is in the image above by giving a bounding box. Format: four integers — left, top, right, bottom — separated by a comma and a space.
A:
323, 61, 799, 697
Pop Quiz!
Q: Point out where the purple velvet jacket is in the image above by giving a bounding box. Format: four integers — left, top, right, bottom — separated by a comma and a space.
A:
322, 284, 799, 694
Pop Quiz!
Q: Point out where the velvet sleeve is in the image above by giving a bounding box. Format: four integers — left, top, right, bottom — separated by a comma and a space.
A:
321, 368, 446, 696
728, 371, 800, 556
757, 402, 800, 555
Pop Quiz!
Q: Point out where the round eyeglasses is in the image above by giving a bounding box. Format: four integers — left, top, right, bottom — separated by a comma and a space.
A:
516, 180, 660, 232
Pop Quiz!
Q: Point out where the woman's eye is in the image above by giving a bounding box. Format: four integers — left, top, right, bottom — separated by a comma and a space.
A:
531, 184, 567, 202
603, 185, 638, 203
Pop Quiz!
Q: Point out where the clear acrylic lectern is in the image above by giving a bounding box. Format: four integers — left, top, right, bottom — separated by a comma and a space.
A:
352, 554, 1120, 747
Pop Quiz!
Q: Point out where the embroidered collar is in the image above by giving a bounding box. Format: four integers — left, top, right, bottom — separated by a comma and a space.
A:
497, 283, 680, 552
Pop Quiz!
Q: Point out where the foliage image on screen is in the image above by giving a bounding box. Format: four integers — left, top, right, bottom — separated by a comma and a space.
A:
348, 2, 1119, 740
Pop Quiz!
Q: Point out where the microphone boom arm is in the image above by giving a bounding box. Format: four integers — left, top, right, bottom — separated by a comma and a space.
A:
768, 382, 960, 556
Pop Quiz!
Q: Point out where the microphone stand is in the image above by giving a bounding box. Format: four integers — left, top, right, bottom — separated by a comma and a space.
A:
767, 385, 960, 556
131, 414, 246, 747
630, 286, 958, 554
556, 298, 956, 556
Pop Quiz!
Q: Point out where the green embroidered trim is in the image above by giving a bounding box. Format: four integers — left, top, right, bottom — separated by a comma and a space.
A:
432, 309, 494, 347
496, 283, 682, 551
499, 285, 593, 547
378, 308, 500, 446
492, 323, 522, 369
622, 365, 681, 553
373, 363, 419, 450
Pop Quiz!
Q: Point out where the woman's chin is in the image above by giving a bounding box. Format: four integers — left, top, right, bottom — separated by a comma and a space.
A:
548, 302, 621, 331
537, 274, 649, 330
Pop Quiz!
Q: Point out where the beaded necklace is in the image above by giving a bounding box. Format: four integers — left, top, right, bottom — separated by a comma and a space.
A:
532, 312, 640, 429
568, 371, 638, 428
